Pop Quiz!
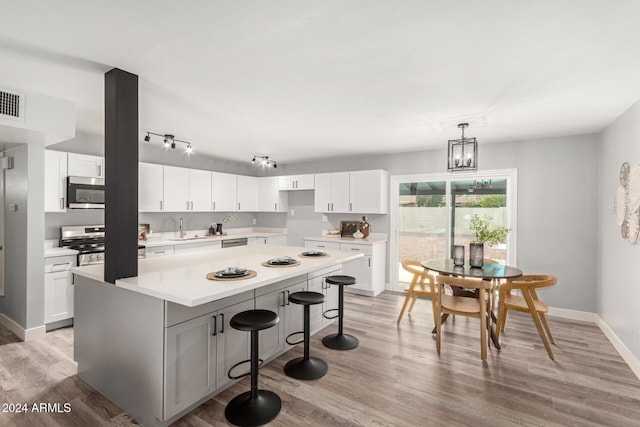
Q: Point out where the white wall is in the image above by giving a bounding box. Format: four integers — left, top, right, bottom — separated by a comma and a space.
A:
598, 99, 640, 361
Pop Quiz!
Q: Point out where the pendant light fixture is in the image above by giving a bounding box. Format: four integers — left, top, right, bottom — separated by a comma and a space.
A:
447, 123, 477, 172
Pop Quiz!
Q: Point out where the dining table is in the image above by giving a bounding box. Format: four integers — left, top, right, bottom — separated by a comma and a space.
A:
421, 259, 523, 350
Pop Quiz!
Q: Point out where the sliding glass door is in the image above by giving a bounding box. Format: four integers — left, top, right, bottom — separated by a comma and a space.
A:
390, 170, 517, 291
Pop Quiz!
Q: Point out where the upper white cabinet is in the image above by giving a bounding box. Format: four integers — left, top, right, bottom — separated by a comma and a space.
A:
259, 177, 288, 212
278, 174, 314, 191
314, 170, 388, 214
163, 166, 212, 212
139, 162, 164, 212
211, 172, 237, 212
236, 175, 259, 212
67, 153, 104, 178
189, 169, 212, 212
349, 170, 388, 214
314, 172, 350, 213
44, 150, 68, 212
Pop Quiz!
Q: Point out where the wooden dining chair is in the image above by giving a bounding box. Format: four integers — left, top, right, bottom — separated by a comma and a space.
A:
397, 260, 436, 325
435, 274, 492, 360
495, 275, 558, 359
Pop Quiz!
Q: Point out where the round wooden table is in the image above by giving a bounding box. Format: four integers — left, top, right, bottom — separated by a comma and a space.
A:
421, 259, 523, 349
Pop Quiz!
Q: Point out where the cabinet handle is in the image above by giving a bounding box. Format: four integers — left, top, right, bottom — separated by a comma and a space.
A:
219, 313, 225, 333
349, 202, 352, 211
60, 198, 64, 209
331, 202, 334, 211
275, 202, 277, 211
160, 201, 163, 211
317, 245, 325, 248
281, 291, 286, 307
327, 203, 330, 211
190, 201, 194, 210
212, 315, 217, 336
212, 201, 216, 210
98, 165, 102, 177
238, 202, 241, 210
295, 180, 298, 189
285, 290, 290, 306
369, 258, 371, 267
186, 201, 189, 210
155, 251, 165, 254
351, 248, 361, 251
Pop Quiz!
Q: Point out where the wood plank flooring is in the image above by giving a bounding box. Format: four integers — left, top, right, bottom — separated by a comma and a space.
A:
1, 291, 639, 426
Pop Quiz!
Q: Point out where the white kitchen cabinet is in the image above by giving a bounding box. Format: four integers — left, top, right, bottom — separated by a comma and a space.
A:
211, 171, 237, 212
307, 267, 340, 334
139, 162, 164, 212
278, 174, 314, 190
215, 299, 254, 390
349, 170, 388, 214
145, 245, 175, 258
259, 177, 288, 212
314, 170, 388, 214
255, 279, 307, 362
314, 172, 350, 212
44, 255, 76, 324
189, 169, 212, 211
304, 240, 340, 252
163, 166, 190, 212
304, 240, 386, 297
236, 175, 259, 212
254, 235, 288, 245
163, 166, 212, 212
164, 313, 216, 419
164, 297, 253, 419
67, 153, 104, 178
44, 150, 68, 212
173, 240, 222, 255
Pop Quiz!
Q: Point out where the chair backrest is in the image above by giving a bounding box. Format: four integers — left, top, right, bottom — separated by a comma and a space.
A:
436, 274, 492, 290
503, 275, 557, 292
401, 260, 435, 291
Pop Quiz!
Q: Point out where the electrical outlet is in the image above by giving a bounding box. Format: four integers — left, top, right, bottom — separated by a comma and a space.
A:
290, 209, 295, 216
322, 215, 328, 222
252, 217, 256, 225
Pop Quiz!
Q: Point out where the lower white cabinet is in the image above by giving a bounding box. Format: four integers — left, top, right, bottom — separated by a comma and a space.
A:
307, 266, 340, 334
164, 298, 253, 420
145, 245, 175, 258
44, 255, 76, 324
173, 241, 222, 254
304, 240, 386, 296
255, 278, 307, 362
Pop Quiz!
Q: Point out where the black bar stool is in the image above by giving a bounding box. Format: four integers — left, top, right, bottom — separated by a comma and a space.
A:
322, 275, 359, 350
225, 309, 281, 427
284, 291, 327, 380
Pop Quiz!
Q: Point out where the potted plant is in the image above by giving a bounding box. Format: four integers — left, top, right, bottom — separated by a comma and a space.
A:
468, 214, 510, 267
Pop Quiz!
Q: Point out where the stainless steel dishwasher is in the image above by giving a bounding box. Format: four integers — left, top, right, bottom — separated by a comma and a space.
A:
221, 237, 248, 248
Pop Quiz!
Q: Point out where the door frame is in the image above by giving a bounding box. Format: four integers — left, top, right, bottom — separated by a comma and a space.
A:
389, 168, 518, 291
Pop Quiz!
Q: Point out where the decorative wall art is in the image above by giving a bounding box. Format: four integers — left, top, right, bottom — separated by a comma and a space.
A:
614, 161, 640, 244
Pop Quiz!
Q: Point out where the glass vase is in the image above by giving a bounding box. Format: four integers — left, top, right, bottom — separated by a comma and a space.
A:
469, 243, 484, 268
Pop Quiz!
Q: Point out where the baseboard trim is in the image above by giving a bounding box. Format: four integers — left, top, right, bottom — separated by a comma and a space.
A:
547, 306, 598, 322
595, 316, 640, 380
0, 313, 46, 341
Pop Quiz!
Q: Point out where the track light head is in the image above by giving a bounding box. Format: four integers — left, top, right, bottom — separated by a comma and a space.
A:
170, 141, 176, 150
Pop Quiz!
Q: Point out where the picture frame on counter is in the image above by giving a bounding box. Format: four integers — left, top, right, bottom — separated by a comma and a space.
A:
340, 221, 360, 237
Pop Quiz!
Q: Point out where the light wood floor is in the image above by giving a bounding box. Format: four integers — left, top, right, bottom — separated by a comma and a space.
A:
1, 291, 640, 426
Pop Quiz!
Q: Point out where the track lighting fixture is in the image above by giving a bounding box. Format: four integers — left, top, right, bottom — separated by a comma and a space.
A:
251, 155, 277, 168
144, 131, 193, 155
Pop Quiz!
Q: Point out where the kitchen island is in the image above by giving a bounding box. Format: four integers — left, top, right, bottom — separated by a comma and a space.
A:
71, 244, 362, 427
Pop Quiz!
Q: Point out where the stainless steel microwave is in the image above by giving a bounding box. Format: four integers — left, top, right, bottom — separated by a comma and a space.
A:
67, 176, 105, 208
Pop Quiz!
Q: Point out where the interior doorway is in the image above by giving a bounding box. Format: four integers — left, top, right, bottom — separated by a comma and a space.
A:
390, 169, 517, 291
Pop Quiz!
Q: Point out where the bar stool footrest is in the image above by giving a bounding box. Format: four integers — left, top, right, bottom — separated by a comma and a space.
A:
227, 358, 264, 380
285, 331, 304, 346
225, 389, 282, 426
322, 308, 339, 320
322, 333, 359, 350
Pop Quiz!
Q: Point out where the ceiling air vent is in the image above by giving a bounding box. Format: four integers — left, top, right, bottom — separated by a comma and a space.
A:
0, 89, 25, 121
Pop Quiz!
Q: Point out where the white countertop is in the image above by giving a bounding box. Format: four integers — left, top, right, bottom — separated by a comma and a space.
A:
304, 232, 387, 245
45, 247, 79, 257
141, 228, 287, 248
72, 244, 362, 307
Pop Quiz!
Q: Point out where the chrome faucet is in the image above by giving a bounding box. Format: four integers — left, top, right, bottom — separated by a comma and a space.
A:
179, 217, 185, 238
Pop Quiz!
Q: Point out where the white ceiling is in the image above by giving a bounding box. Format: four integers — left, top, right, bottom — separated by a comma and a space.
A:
2, 0, 640, 164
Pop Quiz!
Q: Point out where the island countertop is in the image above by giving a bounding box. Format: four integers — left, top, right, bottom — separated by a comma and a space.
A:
72, 244, 363, 307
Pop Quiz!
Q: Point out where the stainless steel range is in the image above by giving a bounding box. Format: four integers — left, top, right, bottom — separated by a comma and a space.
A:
60, 225, 145, 266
